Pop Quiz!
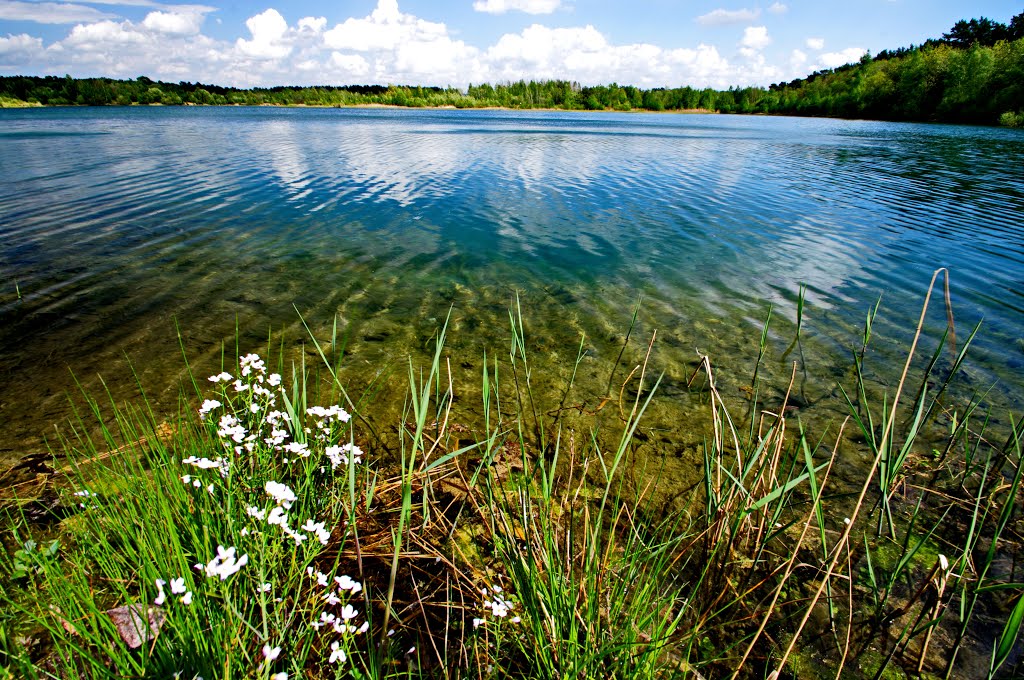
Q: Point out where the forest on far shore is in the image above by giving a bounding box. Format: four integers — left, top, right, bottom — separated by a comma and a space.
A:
2, 12, 1023, 126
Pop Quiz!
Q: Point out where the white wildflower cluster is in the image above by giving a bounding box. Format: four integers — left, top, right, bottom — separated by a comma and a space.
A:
199, 353, 360, 476
198, 399, 222, 420
179, 452, 227, 495
324, 443, 363, 470
154, 576, 193, 606
473, 585, 519, 629
306, 568, 367, 665
195, 545, 249, 580
182, 455, 229, 477
250, 481, 331, 547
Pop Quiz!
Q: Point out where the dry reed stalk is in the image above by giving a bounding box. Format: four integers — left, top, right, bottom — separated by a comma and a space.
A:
768, 268, 948, 679
730, 419, 844, 679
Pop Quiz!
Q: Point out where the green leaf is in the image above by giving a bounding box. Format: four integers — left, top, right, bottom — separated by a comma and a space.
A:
992, 591, 1024, 674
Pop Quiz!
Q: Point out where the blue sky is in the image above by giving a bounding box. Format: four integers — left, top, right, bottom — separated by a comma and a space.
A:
0, 1, 1020, 88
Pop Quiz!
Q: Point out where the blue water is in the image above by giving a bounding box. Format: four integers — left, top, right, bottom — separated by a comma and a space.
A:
1, 106, 1022, 462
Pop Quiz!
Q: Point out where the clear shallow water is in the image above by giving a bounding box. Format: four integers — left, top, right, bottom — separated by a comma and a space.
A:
1, 107, 1022, 472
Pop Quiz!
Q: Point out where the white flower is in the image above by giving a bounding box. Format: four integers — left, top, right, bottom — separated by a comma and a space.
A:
335, 575, 360, 592
265, 481, 296, 507
198, 399, 222, 419
323, 591, 341, 606
268, 373, 282, 387
233, 379, 249, 393
271, 673, 288, 680
473, 617, 484, 628
203, 545, 248, 580
267, 506, 288, 527
306, 405, 351, 423
182, 456, 224, 470
154, 578, 166, 606
259, 582, 272, 593
301, 519, 331, 546
246, 505, 267, 520
181, 591, 193, 605
283, 441, 310, 458
170, 577, 187, 595
325, 443, 363, 469
329, 641, 345, 664
240, 353, 266, 376
340, 604, 358, 620
939, 554, 949, 571
262, 644, 281, 661
182, 475, 192, 484
208, 371, 233, 383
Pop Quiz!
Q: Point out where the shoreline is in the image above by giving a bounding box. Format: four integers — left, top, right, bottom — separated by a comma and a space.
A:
1, 98, 719, 115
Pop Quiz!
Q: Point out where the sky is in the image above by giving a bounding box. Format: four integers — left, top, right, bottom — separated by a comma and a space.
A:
0, 1, 1021, 90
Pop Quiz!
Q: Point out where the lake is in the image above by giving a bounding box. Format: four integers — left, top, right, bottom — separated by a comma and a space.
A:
1, 106, 1022, 472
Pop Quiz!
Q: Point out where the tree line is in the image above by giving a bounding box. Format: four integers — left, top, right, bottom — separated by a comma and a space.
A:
1, 12, 1022, 126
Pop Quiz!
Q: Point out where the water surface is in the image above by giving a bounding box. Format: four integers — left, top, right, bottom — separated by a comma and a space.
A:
1, 107, 1022, 474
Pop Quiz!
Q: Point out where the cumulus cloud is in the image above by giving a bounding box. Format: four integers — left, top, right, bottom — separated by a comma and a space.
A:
142, 10, 203, 35
5, 0, 813, 90
236, 8, 290, 59
473, 0, 562, 14
63, 20, 147, 47
297, 16, 326, 33
0, 32, 43, 54
330, 51, 369, 77
740, 26, 771, 50
320, 0, 481, 84
0, 1, 115, 24
806, 37, 824, 50
819, 47, 865, 68
767, 2, 787, 14
696, 8, 760, 26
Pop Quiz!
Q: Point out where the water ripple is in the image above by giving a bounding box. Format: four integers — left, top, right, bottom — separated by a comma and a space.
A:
1, 107, 1022, 460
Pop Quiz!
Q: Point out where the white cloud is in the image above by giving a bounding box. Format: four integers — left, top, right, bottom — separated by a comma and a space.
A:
324, 1, 448, 52
740, 26, 770, 50
236, 8, 290, 59
819, 47, 865, 68
0, 32, 42, 54
790, 48, 806, 66
297, 16, 326, 33
6, 0, 809, 90
64, 20, 147, 47
330, 51, 369, 77
473, 0, 561, 14
806, 37, 824, 50
696, 8, 760, 26
0, 1, 115, 24
767, 2, 787, 14
142, 10, 203, 35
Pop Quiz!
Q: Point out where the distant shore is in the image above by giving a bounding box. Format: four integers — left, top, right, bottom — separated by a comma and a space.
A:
1, 98, 718, 115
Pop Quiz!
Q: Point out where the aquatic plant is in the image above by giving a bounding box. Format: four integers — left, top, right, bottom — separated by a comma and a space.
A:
1, 279, 1022, 679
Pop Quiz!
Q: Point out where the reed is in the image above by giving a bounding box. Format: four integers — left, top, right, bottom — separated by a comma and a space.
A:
1, 277, 1022, 679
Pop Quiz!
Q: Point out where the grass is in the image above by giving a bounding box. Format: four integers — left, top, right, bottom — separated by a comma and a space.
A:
1, 273, 1023, 679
